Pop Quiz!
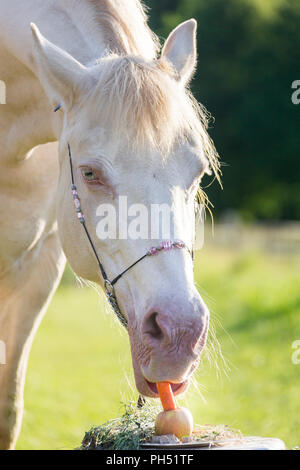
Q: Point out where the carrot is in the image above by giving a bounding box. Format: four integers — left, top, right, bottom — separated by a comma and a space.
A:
157, 382, 176, 411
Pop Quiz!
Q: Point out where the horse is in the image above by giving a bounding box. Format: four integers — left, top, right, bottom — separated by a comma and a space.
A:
0, 0, 220, 449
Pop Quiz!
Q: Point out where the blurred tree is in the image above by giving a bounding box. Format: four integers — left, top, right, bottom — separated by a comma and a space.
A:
146, 0, 300, 220
146, 0, 181, 31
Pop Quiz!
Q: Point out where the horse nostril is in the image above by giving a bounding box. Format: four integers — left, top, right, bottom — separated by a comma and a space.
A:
144, 312, 163, 340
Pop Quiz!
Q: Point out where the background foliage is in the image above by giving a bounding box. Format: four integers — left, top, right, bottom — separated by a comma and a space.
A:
147, 0, 300, 220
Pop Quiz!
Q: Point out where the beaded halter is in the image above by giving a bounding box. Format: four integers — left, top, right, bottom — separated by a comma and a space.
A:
67, 143, 193, 329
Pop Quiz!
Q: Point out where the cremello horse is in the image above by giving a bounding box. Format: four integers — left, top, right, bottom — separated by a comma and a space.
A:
0, 0, 220, 449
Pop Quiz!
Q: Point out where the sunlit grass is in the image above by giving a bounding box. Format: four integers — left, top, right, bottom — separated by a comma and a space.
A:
190, 245, 300, 450
17, 240, 300, 449
17, 286, 135, 450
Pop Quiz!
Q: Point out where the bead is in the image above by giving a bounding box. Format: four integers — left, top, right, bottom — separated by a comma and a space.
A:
149, 247, 158, 255
74, 199, 81, 209
161, 240, 172, 250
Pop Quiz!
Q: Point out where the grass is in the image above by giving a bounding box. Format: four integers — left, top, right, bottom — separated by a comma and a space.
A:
17, 228, 300, 450
80, 402, 157, 450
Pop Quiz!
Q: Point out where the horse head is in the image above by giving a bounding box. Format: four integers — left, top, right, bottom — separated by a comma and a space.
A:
31, 19, 219, 397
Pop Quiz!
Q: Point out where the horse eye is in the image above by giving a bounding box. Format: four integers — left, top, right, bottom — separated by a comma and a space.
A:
81, 168, 98, 182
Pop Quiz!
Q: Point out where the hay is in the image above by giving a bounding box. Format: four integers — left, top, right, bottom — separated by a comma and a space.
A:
80, 402, 157, 450
80, 402, 242, 450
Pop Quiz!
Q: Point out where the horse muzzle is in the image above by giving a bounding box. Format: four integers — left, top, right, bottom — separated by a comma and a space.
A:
128, 296, 209, 398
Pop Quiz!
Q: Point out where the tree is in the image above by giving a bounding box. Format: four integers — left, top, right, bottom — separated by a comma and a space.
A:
146, 0, 300, 220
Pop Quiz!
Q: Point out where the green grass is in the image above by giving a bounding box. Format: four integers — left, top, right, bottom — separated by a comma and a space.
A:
17, 241, 300, 450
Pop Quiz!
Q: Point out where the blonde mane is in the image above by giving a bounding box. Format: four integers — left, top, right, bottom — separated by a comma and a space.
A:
87, 0, 159, 58
82, 1, 220, 184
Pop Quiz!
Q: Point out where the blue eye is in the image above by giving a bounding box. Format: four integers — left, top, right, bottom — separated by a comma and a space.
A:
82, 168, 97, 182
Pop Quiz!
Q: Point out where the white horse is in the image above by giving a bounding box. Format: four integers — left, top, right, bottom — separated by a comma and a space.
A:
0, 0, 220, 449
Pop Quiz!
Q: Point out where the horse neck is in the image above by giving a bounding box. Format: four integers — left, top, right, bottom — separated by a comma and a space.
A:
0, 1, 113, 162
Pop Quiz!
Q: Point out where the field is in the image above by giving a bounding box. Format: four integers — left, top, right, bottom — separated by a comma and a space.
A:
17, 225, 300, 450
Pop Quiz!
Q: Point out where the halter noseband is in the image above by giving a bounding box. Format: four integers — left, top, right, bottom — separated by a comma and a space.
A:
68, 143, 193, 329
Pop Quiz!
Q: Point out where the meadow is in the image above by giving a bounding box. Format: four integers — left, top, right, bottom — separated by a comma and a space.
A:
17, 225, 300, 450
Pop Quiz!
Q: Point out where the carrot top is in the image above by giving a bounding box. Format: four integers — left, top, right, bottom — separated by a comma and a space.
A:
157, 382, 176, 411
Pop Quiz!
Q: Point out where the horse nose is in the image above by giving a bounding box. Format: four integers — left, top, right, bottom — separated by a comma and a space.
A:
142, 297, 208, 360
142, 309, 204, 354
143, 311, 165, 342
140, 302, 208, 383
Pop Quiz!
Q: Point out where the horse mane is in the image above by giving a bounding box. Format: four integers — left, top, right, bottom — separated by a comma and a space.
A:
87, 0, 159, 58
81, 1, 220, 183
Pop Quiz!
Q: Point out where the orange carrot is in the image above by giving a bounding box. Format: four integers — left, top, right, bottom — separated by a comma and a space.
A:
157, 382, 176, 411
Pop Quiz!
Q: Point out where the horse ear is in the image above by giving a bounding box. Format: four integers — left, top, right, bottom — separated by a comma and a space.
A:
161, 19, 197, 85
30, 23, 87, 110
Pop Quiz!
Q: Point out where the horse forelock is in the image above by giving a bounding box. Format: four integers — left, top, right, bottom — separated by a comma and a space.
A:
81, 54, 220, 183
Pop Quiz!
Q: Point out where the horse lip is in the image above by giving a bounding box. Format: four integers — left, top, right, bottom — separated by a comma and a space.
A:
145, 380, 188, 397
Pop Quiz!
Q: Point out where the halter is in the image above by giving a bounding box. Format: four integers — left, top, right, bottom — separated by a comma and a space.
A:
67, 143, 193, 330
